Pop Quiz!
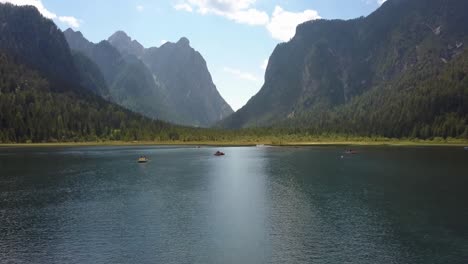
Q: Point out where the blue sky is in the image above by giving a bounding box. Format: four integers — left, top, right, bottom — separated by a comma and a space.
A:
2, 0, 386, 110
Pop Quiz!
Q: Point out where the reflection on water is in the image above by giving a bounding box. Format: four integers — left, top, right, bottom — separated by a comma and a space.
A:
0, 146, 467, 263
208, 148, 268, 263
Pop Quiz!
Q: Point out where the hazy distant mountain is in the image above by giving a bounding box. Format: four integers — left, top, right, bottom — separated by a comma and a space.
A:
141, 37, 234, 127
71, 50, 110, 98
221, 0, 468, 138
64, 29, 128, 86
64, 28, 174, 122
66, 29, 233, 126
0, 3, 175, 143
108, 30, 145, 58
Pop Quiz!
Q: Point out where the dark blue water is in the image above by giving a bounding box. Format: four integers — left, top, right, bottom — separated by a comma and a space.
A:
0, 146, 467, 263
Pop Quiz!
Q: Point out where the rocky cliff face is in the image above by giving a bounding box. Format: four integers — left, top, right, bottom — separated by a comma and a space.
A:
221, 0, 468, 129
107, 31, 144, 58
64, 29, 172, 122
65, 29, 233, 127
142, 37, 233, 127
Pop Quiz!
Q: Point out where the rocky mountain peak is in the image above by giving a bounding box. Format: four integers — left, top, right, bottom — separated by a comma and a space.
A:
177, 37, 190, 47
107, 30, 144, 57
108, 30, 131, 42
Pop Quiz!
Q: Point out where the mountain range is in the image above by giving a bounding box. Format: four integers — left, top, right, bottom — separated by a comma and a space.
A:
221, 0, 467, 138
64, 29, 233, 127
0, 3, 184, 142
0, 0, 467, 143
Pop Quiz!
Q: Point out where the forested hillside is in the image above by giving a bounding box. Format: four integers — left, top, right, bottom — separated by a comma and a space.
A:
221, 0, 468, 139
0, 53, 178, 142
0, 3, 180, 143
280, 50, 468, 138
0, 4, 80, 90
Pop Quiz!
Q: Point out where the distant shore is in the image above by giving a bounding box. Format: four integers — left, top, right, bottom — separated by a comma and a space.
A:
1, 140, 467, 148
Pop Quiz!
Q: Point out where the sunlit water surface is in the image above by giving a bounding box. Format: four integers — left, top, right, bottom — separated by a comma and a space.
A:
1, 146, 467, 263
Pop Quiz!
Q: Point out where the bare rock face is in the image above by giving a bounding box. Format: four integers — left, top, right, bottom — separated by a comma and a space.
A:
142, 37, 233, 127
176, 37, 190, 46
64, 28, 172, 122
65, 29, 233, 127
108, 31, 144, 58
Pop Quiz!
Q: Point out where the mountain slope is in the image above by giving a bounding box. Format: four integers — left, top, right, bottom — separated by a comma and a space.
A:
64, 28, 174, 122
107, 30, 144, 58
282, 49, 468, 138
0, 3, 80, 90
0, 3, 176, 143
222, 0, 467, 138
141, 37, 233, 127
71, 50, 110, 98
67, 29, 233, 127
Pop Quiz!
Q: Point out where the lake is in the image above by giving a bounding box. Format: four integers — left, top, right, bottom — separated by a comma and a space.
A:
0, 146, 467, 263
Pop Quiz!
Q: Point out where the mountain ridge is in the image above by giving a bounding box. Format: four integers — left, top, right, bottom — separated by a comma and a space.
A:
0, 3, 180, 143
0, 4, 80, 91
141, 36, 234, 127
107, 30, 145, 58
66, 28, 233, 127
220, 0, 467, 138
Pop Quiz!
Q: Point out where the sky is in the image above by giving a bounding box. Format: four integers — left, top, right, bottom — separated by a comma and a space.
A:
1, 0, 386, 110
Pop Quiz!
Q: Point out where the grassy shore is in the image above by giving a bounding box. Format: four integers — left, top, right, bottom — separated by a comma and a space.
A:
1, 138, 467, 148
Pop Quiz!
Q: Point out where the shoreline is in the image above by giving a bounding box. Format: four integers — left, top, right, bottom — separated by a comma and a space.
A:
1, 140, 467, 148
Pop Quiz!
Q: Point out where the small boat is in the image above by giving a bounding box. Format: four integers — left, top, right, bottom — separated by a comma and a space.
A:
214, 151, 225, 156
345, 150, 358, 155
137, 156, 149, 163
464, 147, 468, 151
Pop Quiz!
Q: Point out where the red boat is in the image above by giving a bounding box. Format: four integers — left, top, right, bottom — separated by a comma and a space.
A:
214, 151, 225, 156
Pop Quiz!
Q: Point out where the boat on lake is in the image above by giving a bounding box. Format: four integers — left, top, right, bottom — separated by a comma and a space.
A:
345, 150, 358, 155
137, 156, 149, 163
214, 151, 225, 156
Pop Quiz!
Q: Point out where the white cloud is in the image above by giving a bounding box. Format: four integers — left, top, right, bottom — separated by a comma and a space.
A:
174, 3, 193, 12
0, 0, 81, 28
377, 0, 387, 5
136, 5, 144, 12
267, 6, 320, 42
58, 16, 80, 28
174, 1, 320, 42
223, 67, 260, 82
225, 8, 269, 26
189, 0, 256, 13
175, 0, 268, 26
160, 39, 168, 45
